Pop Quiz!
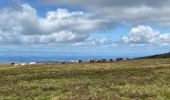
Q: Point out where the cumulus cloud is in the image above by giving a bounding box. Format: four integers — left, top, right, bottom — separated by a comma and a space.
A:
40, 0, 170, 27
40, 0, 170, 8
71, 36, 117, 47
0, 4, 106, 45
122, 25, 170, 44
1, 1, 170, 46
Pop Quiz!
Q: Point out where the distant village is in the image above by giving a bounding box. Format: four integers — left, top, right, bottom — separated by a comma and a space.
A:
11, 58, 130, 67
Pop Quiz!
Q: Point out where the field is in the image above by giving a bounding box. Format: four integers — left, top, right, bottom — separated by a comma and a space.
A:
0, 59, 170, 100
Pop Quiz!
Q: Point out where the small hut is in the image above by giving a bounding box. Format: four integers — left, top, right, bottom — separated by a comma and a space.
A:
89, 59, 95, 63
115, 58, 123, 61
78, 60, 83, 63
101, 59, 107, 63
109, 59, 114, 62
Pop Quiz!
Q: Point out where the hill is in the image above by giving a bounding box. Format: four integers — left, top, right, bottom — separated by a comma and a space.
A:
137, 52, 170, 59
0, 58, 170, 99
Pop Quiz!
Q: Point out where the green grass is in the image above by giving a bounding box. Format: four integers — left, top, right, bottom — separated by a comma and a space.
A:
0, 58, 170, 100
136, 51, 170, 59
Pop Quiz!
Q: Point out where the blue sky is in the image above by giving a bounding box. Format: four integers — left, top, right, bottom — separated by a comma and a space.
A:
0, 0, 170, 58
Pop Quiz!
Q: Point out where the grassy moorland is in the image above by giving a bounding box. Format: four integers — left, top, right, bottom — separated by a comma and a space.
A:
137, 52, 170, 59
0, 59, 170, 100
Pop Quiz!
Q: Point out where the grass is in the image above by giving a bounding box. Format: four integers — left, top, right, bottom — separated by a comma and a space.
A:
136, 51, 170, 59
0, 58, 170, 100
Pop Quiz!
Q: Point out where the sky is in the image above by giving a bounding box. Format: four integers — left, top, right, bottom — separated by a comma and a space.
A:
0, 0, 170, 57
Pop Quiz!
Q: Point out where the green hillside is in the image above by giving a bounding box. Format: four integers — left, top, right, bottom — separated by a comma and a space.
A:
137, 52, 170, 59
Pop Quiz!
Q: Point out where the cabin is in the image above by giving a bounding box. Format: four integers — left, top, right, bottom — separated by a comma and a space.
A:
11, 62, 20, 67
109, 59, 114, 62
126, 58, 130, 60
115, 58, 124, 61
61, 61, 65, 64
89, 59, 95, 63
10, 62, 15, 66
70, 60, 75, 63
101, 59, 107, 63
21, 63, 28, 66
96, 60, 102, 63
78, 60, 82, 63
29, 62, 36, 65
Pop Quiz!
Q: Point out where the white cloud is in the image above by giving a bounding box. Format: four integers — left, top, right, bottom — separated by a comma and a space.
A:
40, 0, 170, 8
71, 37, 115, 47
0, 4, 106, 45
122, 25, 170, 44
21, 31, 80, 44
1, 2, 170, 46
40, 0, 170, 27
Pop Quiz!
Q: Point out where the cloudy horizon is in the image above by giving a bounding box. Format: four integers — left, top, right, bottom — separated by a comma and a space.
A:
0, 0, 170, 58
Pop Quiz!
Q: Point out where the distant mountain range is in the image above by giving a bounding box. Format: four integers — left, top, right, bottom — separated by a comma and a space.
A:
137, 52, 170, 59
